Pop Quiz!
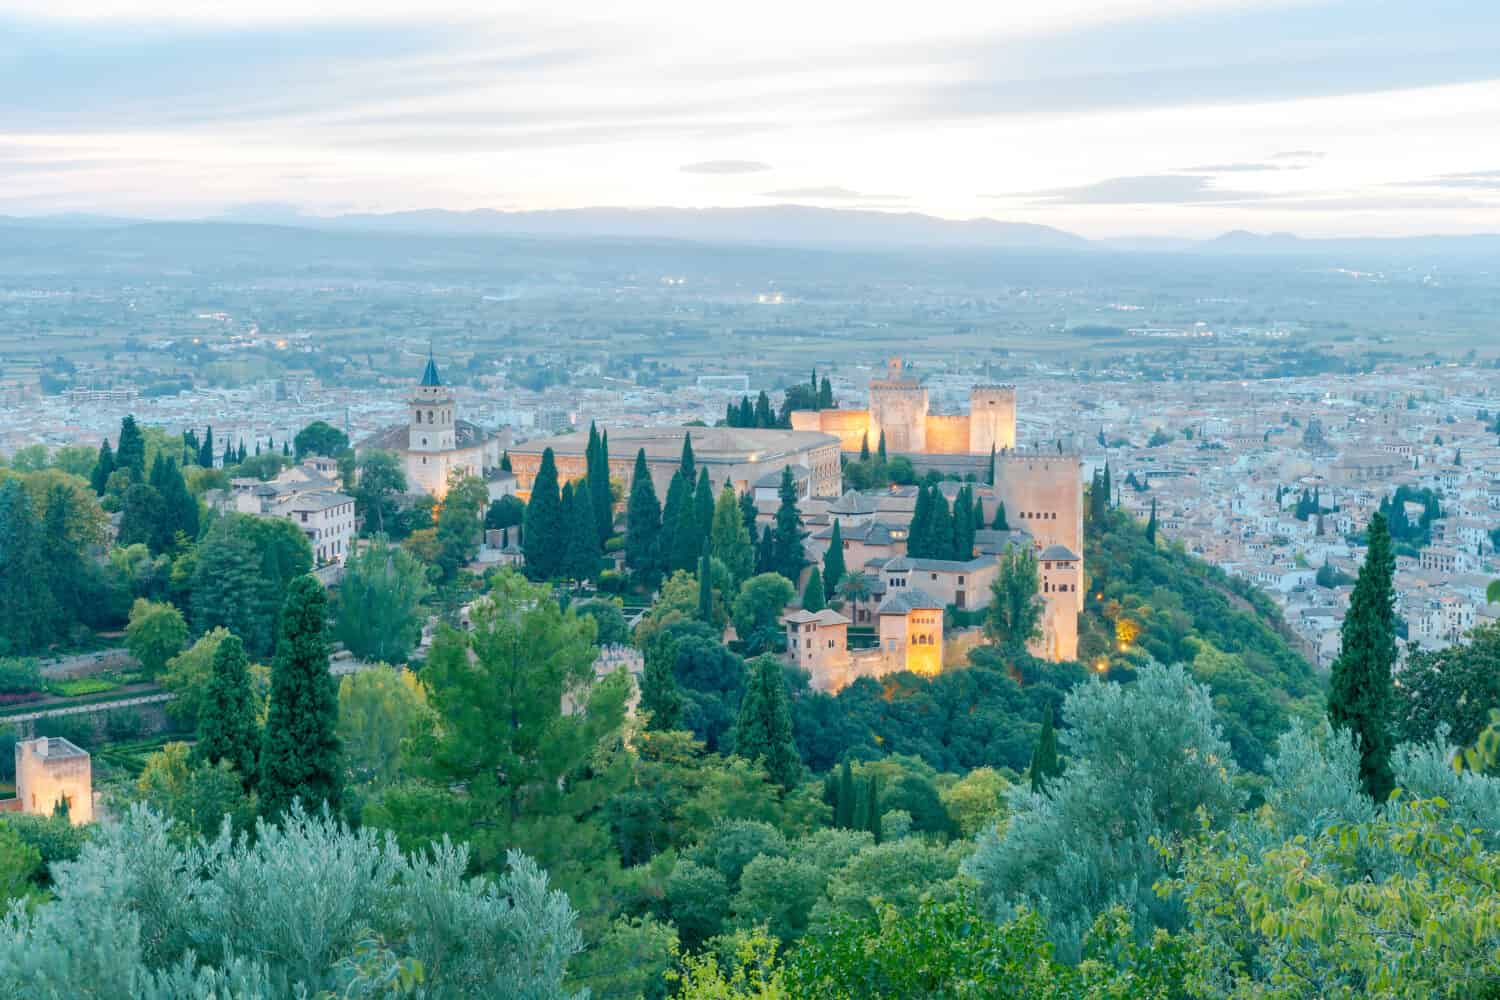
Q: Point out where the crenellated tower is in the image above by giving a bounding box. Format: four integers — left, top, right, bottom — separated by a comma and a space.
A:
868, 356, 929, 453
968, 384, 1016, 454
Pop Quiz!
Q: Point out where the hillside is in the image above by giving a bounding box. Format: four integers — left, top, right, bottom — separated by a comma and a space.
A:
1082, 507, 1324, 770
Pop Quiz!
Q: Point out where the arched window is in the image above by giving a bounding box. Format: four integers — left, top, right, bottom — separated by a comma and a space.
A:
428, 410, 434, 423
415, 410, 422, 424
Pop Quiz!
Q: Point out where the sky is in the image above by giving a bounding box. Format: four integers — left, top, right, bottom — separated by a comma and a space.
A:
3, 0, 1500, 237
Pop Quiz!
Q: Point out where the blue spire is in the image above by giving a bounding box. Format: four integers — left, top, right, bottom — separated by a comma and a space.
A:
420, 347, 442, 387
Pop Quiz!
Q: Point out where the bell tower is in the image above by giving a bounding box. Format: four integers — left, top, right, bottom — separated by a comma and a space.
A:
409, 349, 455, 453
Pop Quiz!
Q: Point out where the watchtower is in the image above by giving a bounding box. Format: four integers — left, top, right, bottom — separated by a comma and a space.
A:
969, 385, 1017, 454
868, 356, 929, 453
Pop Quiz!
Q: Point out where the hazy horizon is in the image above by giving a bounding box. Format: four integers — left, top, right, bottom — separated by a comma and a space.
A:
5, 0, 1500, 239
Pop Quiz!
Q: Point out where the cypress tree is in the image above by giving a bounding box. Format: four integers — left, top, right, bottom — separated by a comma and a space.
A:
663, 470, 698, 574
835, 759, 855, 828
679, 432, 696, 483
756, 524, 775, 576
859, 433, 870, 462
1328, 511, 1397, 802
90, 439, 115, 495
200, 426, 215, 468
500, 450, 512, 472
590, 425, 613, 543
987, 443, 996, 485
1145, 498, 1158, 544
754, 390, 773, 428
733, 655, 802, 790
116, 415, 146, 481
641, 651, 682, 730
1101, 462, 1112, 509
710, 484, 755, 585
694, 468, 714, 552
770, 465, 805, 583
740, 397, 755, 428
726, 401, 739, 427
929, 488, 954, 560
625, 449, 663, 584
259, 576, 341, 818
992, 501, 1009, 531
522, 448, 564, 580
1029, 709, 1061, 793
0, 480, 58, 652
697, 549, 715, 623
877, 430, 887, 462
562, 481, 601, 581
818, 376, 833, 409
802, 568, 826, 612
281, 441, 290, 457
739, 489, 758, 537
823, 519, 846, 593
197, 633, 260, 786
953, 485, 975, 559
864, 774, 881, 842
908, 484, 934, 558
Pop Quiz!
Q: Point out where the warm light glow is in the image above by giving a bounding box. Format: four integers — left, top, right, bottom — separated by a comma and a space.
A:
1094, 658, 1109, 673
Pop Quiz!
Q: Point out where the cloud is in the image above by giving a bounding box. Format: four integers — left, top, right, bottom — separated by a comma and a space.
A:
759, 186, 904, 202
681, 159, 771, 175
1005, 174, 1268, 206
1175, 162, 1283, 173
1393, 169, 1500, 190
1271, 150, 1326, 161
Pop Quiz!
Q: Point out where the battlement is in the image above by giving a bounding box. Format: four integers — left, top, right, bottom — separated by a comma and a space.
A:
994, 449, 1083, 462
971, 384, 1017, 393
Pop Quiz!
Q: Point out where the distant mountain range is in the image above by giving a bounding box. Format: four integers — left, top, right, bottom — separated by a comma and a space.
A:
5, 205, 1500, 258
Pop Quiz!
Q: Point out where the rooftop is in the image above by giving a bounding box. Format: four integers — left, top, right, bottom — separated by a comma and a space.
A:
514, 426, 839, 464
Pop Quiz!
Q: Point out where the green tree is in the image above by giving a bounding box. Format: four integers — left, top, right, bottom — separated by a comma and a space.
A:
818, 376, 833, 409
1145, 497, 1158, 544
984, 544, 1043, 658
435, 473, 487, 578
964, 662, 1243, 959
625, 449, 663, 584
350, 449, 406, 536
562, 480, 602, 581
822, 520, 846, 594
734, 654, 802, 790
333, 537, 431, 663
195, 633, 260, 785
523, 448, 565, 580
260, 576, 342, 818
770, 466, 805, 583
114, 415, 145, 481
118, 481, 169, 553
89, 439, 114, 495
293, 420, 349, 459
0, 804, 587, 998
641, 646, 684, 731
801, 568, 826, 613
586, 423, 614, 544
991, 501, 1009, 530
134, 742, 257, 839
336, 665, 430, 787
1328, 510, 1397, 802
191, 513, 313, 660
711, 484, 755, 586
733, 573, 795, 654
370, 570, 627, 879
877, 430, 887, 462
680, 431, 697, 482
0, 480, 58, 653
663, 469, 698, 575
1028, 709, 1060, 792
125, 598, 187, 676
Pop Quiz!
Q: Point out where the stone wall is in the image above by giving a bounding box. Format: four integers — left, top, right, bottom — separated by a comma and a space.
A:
923, 414, 973, 454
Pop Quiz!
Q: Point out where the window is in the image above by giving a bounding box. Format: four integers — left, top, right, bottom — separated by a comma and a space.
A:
415, 411, 422, 424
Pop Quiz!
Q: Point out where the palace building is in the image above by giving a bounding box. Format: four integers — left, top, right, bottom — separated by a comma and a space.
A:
790, 356, 1016, 455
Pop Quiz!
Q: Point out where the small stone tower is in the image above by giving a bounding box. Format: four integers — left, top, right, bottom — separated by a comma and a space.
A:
868, 356, 929, 453
968, 385, 1017, 454
409, 349, 455, 454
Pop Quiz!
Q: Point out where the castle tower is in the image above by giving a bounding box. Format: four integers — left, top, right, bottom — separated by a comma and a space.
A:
968, 385, 1016, 454
409, 350, 455, 454
868, 356, 929, 453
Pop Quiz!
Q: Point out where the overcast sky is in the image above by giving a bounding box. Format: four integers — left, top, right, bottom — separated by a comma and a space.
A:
4, 0, 1500, 236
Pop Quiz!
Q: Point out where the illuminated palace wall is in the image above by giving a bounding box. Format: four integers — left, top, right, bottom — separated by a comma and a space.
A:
790, 358, 1016, 455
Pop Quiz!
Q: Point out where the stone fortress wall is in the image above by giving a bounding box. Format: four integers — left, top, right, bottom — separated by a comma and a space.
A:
791, 358, 1017, 458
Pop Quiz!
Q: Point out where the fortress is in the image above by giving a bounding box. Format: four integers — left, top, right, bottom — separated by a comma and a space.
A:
791, 357, 1016, 455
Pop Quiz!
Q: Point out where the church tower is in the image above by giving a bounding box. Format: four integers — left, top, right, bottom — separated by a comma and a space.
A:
409, 349, 455, 453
